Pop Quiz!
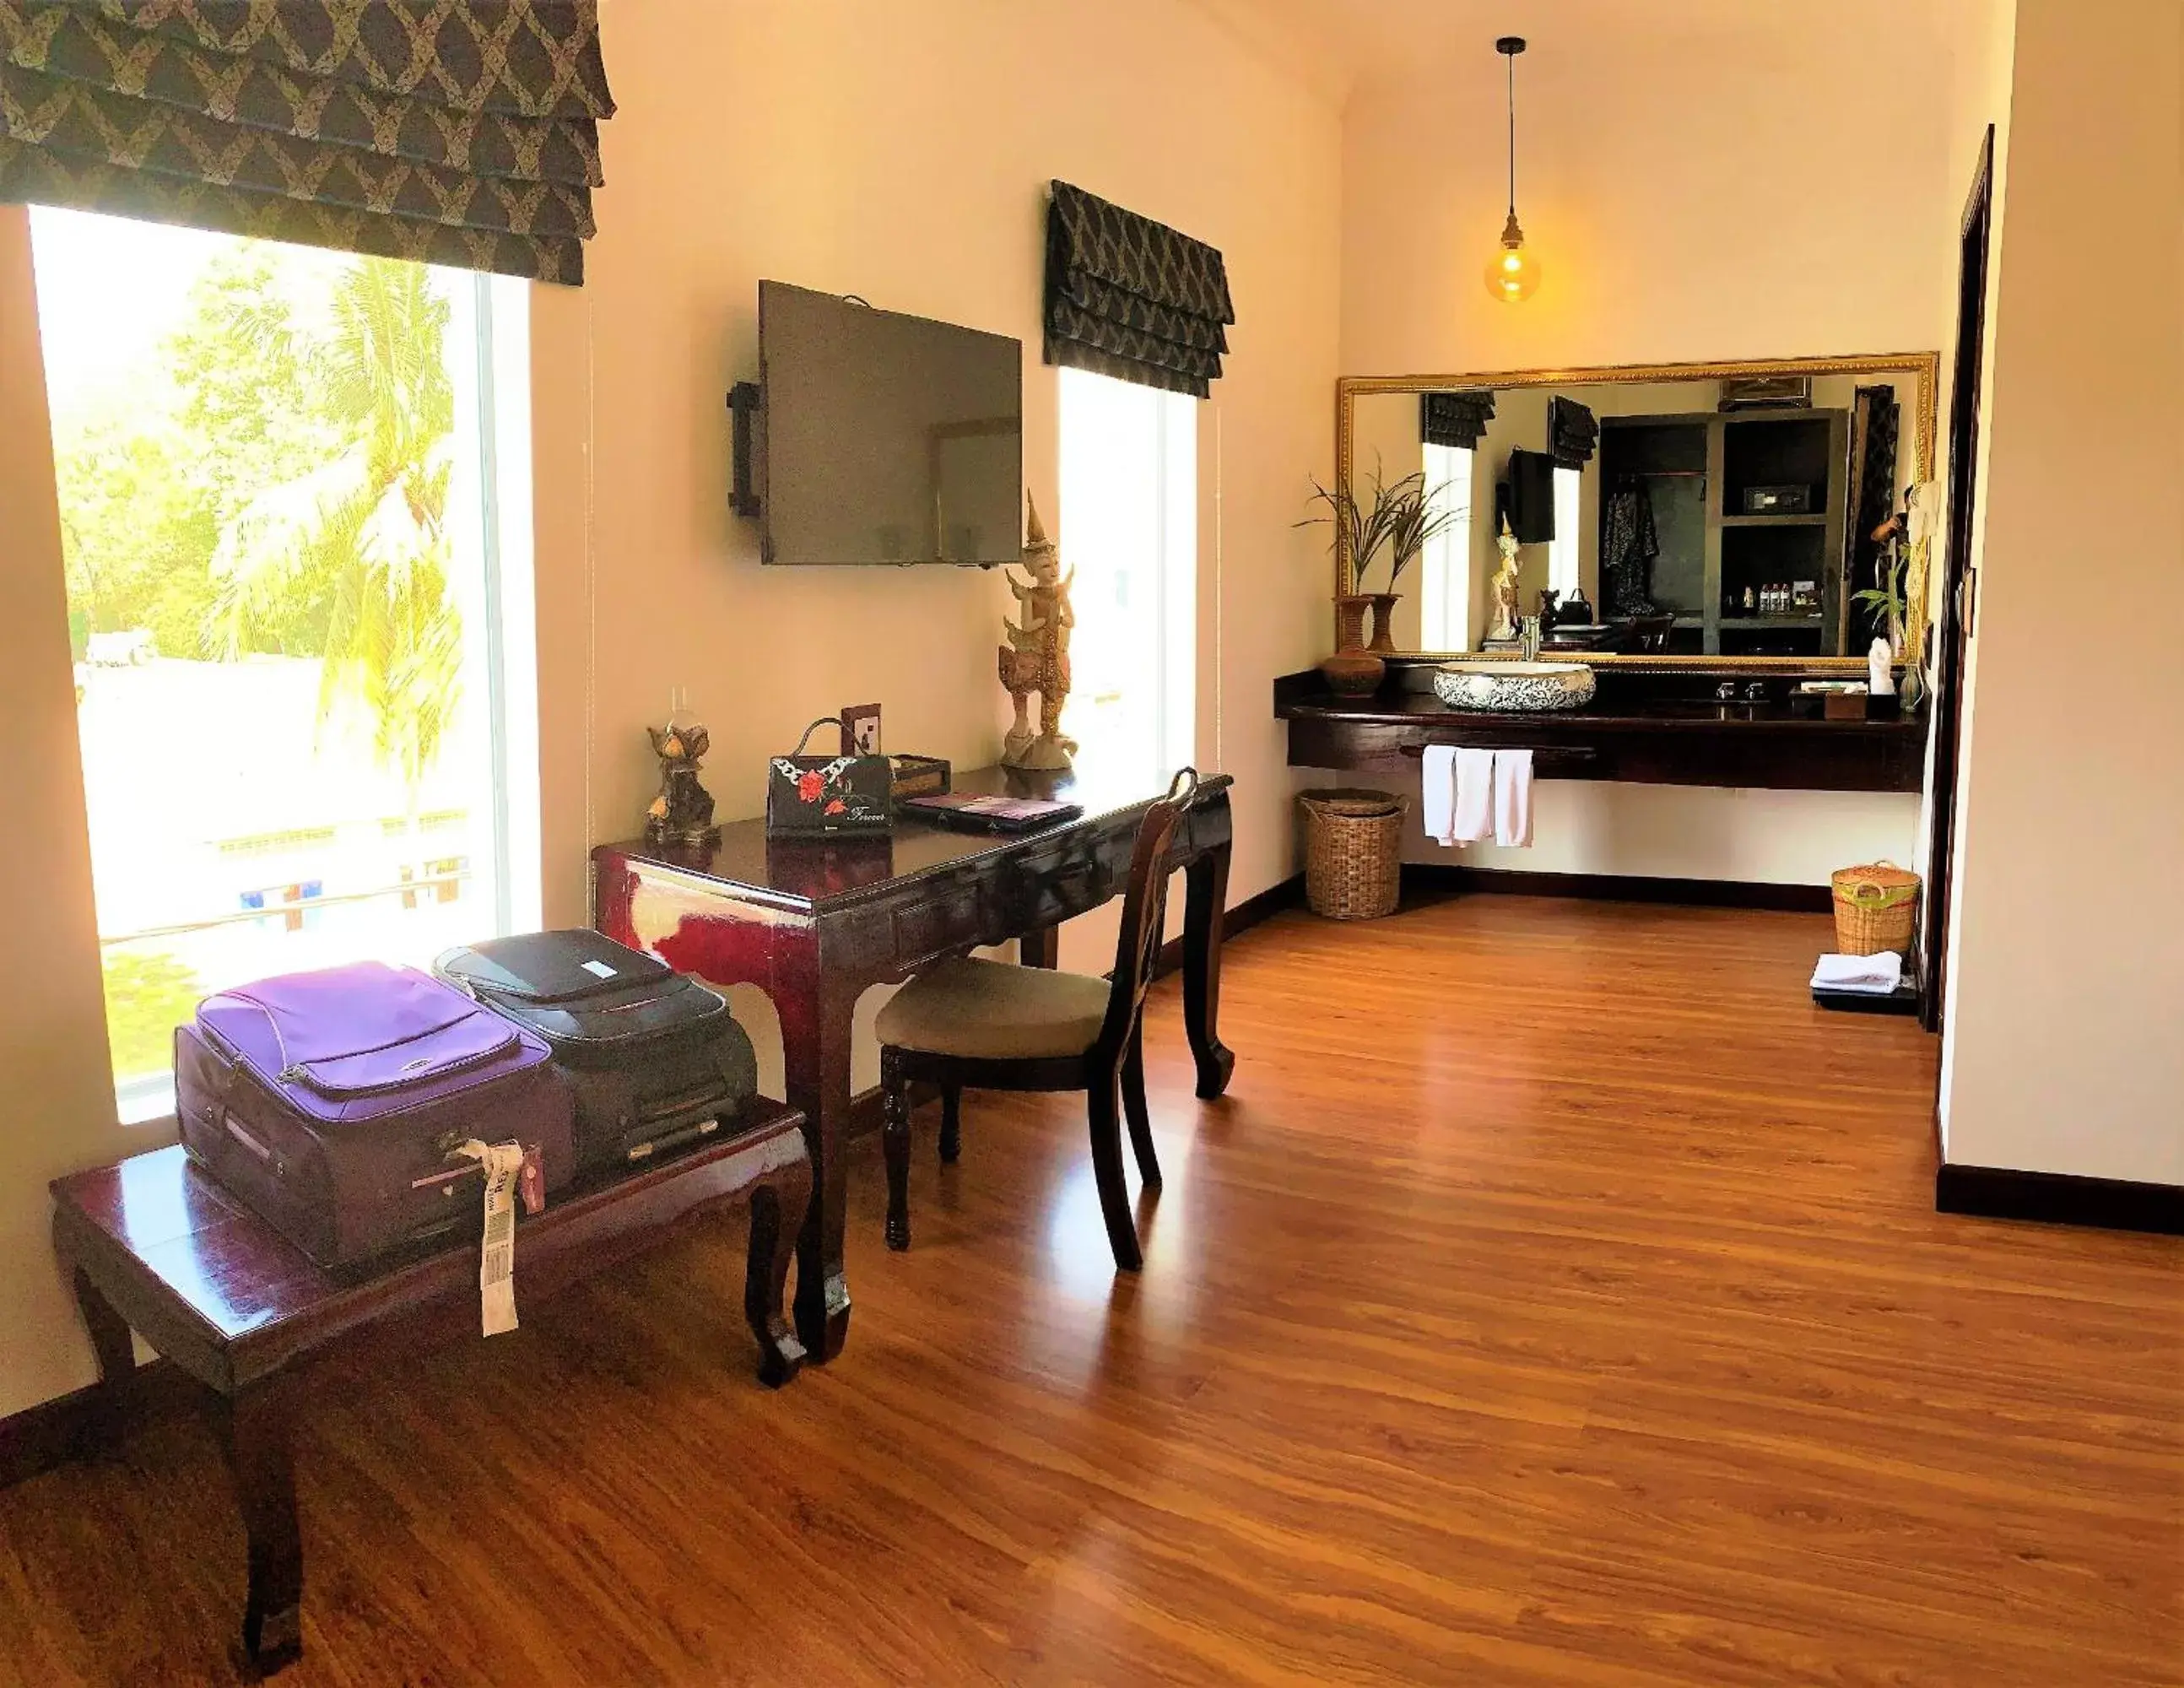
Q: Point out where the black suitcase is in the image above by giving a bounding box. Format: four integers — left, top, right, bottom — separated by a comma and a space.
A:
435, 931, 758, 1171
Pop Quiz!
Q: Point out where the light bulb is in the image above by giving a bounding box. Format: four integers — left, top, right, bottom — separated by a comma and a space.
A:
1484, 214, 1541, 304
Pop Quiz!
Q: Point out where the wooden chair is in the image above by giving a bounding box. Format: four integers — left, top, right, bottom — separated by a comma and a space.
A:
878, 768, 1199, 1271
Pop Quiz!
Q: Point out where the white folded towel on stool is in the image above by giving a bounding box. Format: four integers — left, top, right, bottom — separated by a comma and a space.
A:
1811, 951, 1903, 993
1420, 744, 1458, 844
1491, 748, 1534, 847
1453, 748, 1496, 844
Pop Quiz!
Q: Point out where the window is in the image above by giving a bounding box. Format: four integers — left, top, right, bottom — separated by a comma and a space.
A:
1549, 464, 1584, 598
1419, 443, 1474, 650
1057, 367, 1196, 779
30, 208, 538, 1119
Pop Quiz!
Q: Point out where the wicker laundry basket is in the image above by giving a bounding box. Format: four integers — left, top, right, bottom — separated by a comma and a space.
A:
1830, 861, 1920, 956
1300, 788, 1407, 921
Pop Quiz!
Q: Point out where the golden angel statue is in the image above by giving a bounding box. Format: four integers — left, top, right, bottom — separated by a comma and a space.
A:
998, 492, 1077, 770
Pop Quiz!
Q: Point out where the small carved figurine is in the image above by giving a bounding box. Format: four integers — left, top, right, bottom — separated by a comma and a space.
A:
998, 492, 1077, 770
1486, 517, 1522, 643
645, 718, 722, 847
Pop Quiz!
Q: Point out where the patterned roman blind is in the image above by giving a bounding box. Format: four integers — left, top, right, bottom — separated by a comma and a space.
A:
0, 1, 612, 284
1549, 395, 1599, 467
1422, 390, 1495, 448
1044, 179, 1233, 398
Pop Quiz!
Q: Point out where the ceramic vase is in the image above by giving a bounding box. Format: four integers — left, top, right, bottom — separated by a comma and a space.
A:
1318, 594, 1386, 698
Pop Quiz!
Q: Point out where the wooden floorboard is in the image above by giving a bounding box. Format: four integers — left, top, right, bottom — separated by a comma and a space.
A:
1, 895, 2176, 1685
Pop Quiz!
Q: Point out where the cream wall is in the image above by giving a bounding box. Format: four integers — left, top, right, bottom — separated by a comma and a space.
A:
1323, 10, 1961, 885
0, 208, 144, 1419
530, 0, 1342, 1084
1936, 0, 2182, 1185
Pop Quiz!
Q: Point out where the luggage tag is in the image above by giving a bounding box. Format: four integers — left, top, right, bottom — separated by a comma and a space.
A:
455, 1139, 527, 1337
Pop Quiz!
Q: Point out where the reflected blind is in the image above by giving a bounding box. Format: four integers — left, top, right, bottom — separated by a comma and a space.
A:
1045, 179, 1233, 398
1422, 390, 1495, 448
0, 2, 613, 284
1549, 395, 1599, 466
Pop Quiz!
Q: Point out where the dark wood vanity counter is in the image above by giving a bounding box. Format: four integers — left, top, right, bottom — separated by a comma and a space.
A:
1276, 665, 1926, 792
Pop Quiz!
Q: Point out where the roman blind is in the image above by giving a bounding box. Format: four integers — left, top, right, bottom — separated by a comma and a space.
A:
1421, 390, 1495, 448
0, 1, 613, 284
1548, 396, 1598, 466
1044, 178, 1233, 398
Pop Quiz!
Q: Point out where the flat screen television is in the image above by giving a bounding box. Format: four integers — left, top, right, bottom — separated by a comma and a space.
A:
1501, 447, 1558, 544
756, 280, 1023, 566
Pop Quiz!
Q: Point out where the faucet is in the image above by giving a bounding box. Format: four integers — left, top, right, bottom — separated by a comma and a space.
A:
1519, 615, 1543, 662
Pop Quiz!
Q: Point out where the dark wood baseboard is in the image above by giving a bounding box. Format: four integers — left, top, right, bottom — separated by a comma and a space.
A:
1936, 1164, 2184, 1235
1403, 864, 1833, 913
0, 1357, 196, 1491
1151, 872, 1305, 979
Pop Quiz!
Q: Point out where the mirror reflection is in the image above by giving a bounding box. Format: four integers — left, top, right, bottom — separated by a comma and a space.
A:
1344, 364, 1932, 659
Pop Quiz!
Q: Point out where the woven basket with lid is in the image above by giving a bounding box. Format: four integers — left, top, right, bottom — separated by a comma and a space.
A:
1300, 788, 1406, 920
1830, 861, 1919, 956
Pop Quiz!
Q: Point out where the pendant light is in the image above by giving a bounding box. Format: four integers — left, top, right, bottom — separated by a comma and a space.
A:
1484, 35, 1542, 304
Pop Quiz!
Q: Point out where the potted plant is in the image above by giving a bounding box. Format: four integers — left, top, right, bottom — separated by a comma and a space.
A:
1300, 464, 1400, 695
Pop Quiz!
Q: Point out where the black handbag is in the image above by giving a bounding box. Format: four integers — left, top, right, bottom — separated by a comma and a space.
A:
766, 717, 893, 836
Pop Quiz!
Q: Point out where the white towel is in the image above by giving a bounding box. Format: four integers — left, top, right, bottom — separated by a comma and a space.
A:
1453, 749, 1496, 845
1491, 748, 1534, 847
1420, 745, 1458, 845
1811, 951, 1903, 993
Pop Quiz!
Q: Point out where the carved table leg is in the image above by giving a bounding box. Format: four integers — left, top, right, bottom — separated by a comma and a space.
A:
1183, 830, 1236, 1100
67, 1266, 136, 1458
780, 965, 856, 1362
745, 1156, 810, 1388
214, 1380, 304, 1673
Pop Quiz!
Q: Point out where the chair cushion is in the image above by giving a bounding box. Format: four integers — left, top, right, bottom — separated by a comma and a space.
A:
875, 957, 1111, 1061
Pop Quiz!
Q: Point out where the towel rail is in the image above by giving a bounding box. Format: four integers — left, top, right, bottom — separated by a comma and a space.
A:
1401, 744, 1597, 769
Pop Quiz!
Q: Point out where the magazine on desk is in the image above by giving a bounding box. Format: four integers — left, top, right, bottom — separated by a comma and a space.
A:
900, 793, 1084, 834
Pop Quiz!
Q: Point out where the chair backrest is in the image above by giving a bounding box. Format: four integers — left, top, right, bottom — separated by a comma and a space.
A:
1095, 767, 1199, 1061
1628, 612, 1675, 652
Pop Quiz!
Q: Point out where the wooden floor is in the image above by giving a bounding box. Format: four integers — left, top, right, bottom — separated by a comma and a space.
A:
2, 895, 2178, 1685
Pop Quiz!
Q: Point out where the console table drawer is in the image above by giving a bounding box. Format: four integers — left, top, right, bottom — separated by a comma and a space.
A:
892, 881, 988, 967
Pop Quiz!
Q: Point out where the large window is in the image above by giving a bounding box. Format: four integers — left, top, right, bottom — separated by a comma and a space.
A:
1057, 367, 1196, 779
30, 208, 538, 1119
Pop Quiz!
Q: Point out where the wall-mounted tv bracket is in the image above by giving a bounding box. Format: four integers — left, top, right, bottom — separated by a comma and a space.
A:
727, 381, 762, 518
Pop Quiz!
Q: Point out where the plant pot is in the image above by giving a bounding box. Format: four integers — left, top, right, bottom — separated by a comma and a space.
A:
1318, 651, 1386, 698
1367, 592, 1403, 654
1321, 594, 1386, 696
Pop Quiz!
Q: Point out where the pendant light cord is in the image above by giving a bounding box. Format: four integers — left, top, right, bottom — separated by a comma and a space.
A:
1506, 49, 1516, 218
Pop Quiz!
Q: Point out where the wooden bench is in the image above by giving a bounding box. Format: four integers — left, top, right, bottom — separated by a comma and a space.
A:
48, 1098, 810, 1673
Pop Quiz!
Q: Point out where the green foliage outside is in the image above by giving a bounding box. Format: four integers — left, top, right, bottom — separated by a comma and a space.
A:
55, 243, 463, 789
100, 950, 203, 1082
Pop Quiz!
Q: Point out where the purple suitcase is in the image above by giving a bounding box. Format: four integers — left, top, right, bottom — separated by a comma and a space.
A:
175, 960, 576, 1271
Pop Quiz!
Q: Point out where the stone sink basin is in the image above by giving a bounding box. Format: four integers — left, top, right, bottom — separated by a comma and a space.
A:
1432, 660, 1597, 712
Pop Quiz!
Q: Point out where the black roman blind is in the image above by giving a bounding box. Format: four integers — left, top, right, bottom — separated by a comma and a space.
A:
1044, 178, 1234, 398
1422, 390, 1495, 448
1549, 395, 1599, 466
0, 1, 614, 284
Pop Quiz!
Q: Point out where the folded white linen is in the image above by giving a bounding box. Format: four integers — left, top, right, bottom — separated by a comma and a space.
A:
1811, 951, 1903, 993
1491, 748, 1534, 847
1452, 748, 1496, 845
1421, 744, 1458, 845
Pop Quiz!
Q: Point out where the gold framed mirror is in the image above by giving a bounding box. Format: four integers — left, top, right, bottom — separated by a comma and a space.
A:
1333, 353, 1939, 669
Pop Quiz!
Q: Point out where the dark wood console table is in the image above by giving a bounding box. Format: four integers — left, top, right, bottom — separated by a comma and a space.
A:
1277, 666, 1925, 792
592, 763, 1238, 1369
49, 1100, 809, 1672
